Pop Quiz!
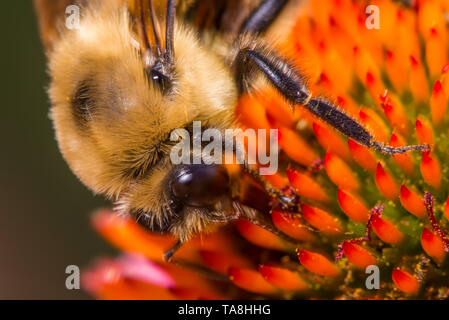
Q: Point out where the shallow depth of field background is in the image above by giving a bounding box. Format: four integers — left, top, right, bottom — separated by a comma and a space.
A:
0, 1, 115, 299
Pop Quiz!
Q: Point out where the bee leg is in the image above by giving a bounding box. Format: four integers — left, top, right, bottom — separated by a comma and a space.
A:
240, 0, 288, 34
163, 239, 183, 262
234, 47, 430, 155
164, 240, 231, 281
242, 163, 298, 210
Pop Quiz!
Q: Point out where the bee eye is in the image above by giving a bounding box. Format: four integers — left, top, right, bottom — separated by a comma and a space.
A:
171, 164, 230, 207
149, 67, 169, 93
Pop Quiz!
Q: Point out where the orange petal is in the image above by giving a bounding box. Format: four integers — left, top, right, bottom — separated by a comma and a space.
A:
385, 50, 408, 92
324, 151, 359, 192
379, 92, 410, 136
310, 0, 332, 31
261, 89, 299, 128
92, 210, 174, 262
420, 152, 442, 190
236, 219, 289, 251
264, 173, 289, 190
301, 204, 343, 235
359, 109, 390, 143
426, 29, 447, 80
163, 263, 220, 293
415, 117, 435, 146
392, 268, 419, 295
278, 126, 319, 166
228, 267, 277, 295
409, 55, 429, 102
271, 210, 316, 242
390, 133, 415, 176
286, 169, 330, 203
298, 250, 341, 277
430, 80, 448, 125
98, 280, 177, 300
200, 250, 253, 275
399, 185, 426, 218
337, 189, 370, 223
375, 163, 399, 200
421, 228, 446, 264
348, 139, 377, 173
313, 122, 351, 161
342, 242, 377, 269
366, 72, 387, 107
418, 0, 446, 39
371, 215, 404, 245
236, 94, 271, 130
353, 47, 382, 95
259, 265, 308, 291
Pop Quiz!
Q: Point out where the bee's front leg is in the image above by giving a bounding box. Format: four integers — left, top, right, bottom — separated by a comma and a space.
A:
163, 239, 183, 262
233, 43, 429, 155
242, 163, 299, 211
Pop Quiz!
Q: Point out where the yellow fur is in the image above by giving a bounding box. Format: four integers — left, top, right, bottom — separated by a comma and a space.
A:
47, 2, 239, 240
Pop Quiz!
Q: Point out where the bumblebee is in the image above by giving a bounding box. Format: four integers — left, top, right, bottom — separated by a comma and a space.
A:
34, 0, 427, 260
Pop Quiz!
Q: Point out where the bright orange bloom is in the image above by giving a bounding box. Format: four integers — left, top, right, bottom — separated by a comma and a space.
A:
83, 0, 449, 300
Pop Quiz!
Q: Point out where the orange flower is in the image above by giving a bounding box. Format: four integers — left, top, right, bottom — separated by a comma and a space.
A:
83, 0, 449, 300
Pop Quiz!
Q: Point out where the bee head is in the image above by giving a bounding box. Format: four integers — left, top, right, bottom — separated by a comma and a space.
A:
48, 1, 239, 241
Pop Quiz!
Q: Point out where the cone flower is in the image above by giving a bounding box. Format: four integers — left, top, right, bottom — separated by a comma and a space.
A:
82, 0, 449, 300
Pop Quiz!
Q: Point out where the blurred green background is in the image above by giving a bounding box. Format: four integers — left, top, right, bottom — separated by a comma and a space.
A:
0, 1, 116, 299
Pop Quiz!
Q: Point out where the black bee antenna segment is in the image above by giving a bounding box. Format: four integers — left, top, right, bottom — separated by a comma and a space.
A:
165, 0, 176, 65
148, 0, 162, 56
138, 0, 151, 52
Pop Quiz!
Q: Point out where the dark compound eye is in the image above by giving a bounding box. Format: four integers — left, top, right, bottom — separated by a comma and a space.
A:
150, 68, 169, 92
171, 164, 230, 207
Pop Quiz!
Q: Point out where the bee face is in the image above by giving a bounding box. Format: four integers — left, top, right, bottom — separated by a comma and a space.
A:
48, 2, 238, 240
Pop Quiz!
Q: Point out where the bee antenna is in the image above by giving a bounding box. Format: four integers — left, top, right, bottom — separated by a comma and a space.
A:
165, 0, 176, 64
138, 0, 151, 52
148, 0, 162, 56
